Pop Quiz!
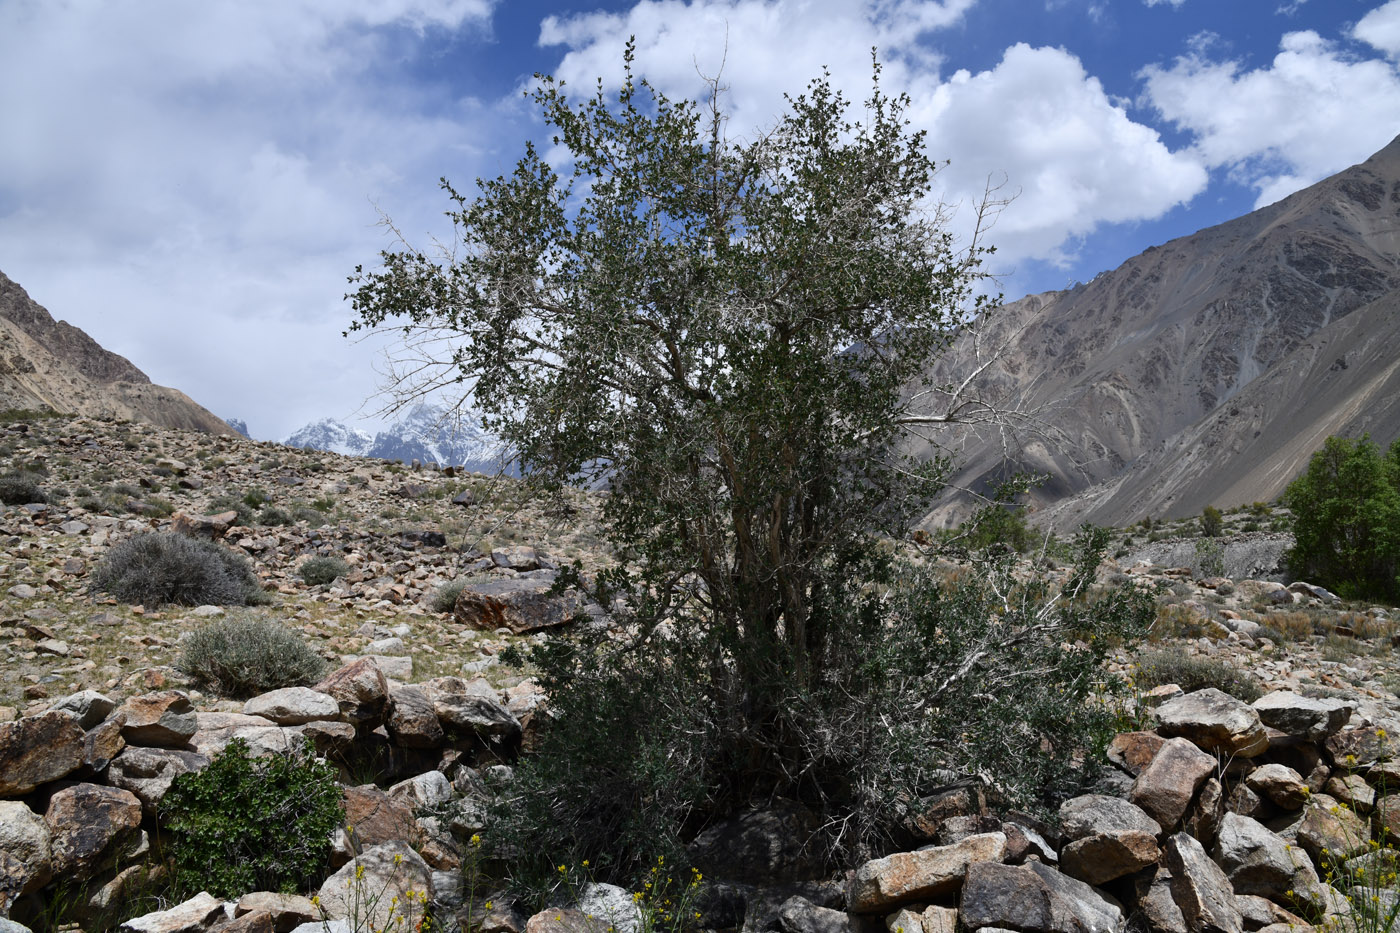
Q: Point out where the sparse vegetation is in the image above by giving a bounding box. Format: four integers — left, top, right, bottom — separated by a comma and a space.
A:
90, 530, 268, 607
0, 472, 47, 505
1132, 649, 1264, 702
431, 579, 469, 613
177, 613, 327, 696
298, 555, 349, 586
1199, 504, 1223, 537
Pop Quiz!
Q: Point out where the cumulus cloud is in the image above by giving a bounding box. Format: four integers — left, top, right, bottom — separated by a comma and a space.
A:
1355, 0, 1400, 56
540, 0, 1205, 269
1140, 24, 1400, 207
0, 0, 500, 438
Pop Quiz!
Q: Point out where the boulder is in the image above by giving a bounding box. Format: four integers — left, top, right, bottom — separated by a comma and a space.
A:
386, 686, 444, 749
1244, 763, 1308, 810
432, 693, 521, 742
523, 910, 609, 933
1296, 793, 1370, 863
1325, 773, 1376, 813
848, 832, 1006, 913
491, 546, 540, 572
576, 882, 642, 933
1058, 794, 1161, 840
234, 893, 319, 933
387, 770, 453, 810
120, 691, 198, 747
1212, 812, 1318, 900
1374, 794, 1400, 841
107, 746, 210, 816
120, 891, 227, 933
50, 690, 117, 729
0, 710, 86, 795
1154, 688, 1268, 757
1105, 732, 1165, 776
1129, 737, 1216, 830
316, 842, 432, 933
171, 510, 238, 539
0, 800, 52, 895
453, 579, 579, 634
340, 785, 418, 855
1059, 831, 1160, 885
774, 896, 860, 933
218, 910, 273, 933
83, 712, 128, 773
44, 783, 142, 879
1163, 833, 1243, 933
242, 688, 340, 726
689, 800, 825, 884
959, 860, 1122, 933
1131, 866, 1185, 933
1182, 776, 1225, 848
189, 713, 297, 759
314, 658, 390, 727
1251, 692, 1352, 742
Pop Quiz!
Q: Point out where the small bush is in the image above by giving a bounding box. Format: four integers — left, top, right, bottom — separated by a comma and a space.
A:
1133, 650, 1263, 702
242, 487, 272, 508
0, 473, 46, 505
206, 494, 256, 526
1194, 537, 1225, 579
432, 579, 469, 613
162, 737, 343, 896
1200, 505, 1224, 538
178, 614, 326, 696
257, 506, 293, 526
298, 556, 349, 586
90, 531, 266, 607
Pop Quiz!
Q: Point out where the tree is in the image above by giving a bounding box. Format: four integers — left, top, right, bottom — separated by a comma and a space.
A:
1283, 434, 1400, 602
1200, 504, 1223, 538
348, 49, 1148, 880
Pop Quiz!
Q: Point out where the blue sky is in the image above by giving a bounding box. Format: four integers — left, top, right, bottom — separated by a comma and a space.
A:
2, 0, 1398, 440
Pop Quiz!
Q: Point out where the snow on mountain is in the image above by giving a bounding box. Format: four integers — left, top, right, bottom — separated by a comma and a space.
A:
282, 404, 513, 474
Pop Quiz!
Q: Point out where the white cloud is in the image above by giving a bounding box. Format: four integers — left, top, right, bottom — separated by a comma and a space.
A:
1140, 26, 1400, 207
0, 1, 502, 439
1355, 0, 1400, 56
539, 1, 1206, 269
1143, 0, 1187, 8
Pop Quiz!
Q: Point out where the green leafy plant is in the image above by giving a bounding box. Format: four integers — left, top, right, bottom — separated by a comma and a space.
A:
1200, 505, 1224, 538
178, 613, 326, 697
299, 555, 349, 586
1194, 536, 1225, 579
161, 737, 343, 897
0, 472, 47, 505
1284, 434, 1400, 603
90, 531, 267, 607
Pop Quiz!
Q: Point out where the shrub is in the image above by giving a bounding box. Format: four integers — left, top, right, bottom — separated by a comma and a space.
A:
178, 614, 326, 697
0, 473, 46, 505
257, 505, 293, 526
161, 737, 343, 896
1194, 536, 1225, 579
90, 531, 266, 607
431, 579, 469, 613
206, 494, 257, 526
1200, 505, 1224, 538
1133, 649, 1263, 702
298, 556, 349, 586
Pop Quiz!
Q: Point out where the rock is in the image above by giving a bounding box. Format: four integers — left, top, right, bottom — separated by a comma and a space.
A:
1131, 866, 1185, 933
8, 584, 36, 599
1059, 831, 1160, 885
316, 842, 432, 933
848, 832, 1006, 913
774, 896, 859, 933
120, 891, 228, 933
0, 800, 52, 895
44, 783, 142, 879
1325, 726, 1392, 769
1163, 833, 1243, 933
242, 688, 341, 725
959, 860, 1122, 933
1001, 820, 1058, 865
0, 711, 86, 795
1244, 763, 1308, 810
491, 546, 540, 572
107, 746, 210, 816
1058, 794, 1161, 840
218, 910, 273, 933
340, 785, 418, 854
1296, 793, 1370, 863
315, 658, 390, 727
1182, 776, 1225, 848
1325, 773, 1376, 813
387, 770, 453, 810
453, 578, 579, 634
689, 800, 825, 884
1105, 731, 1165, 776
432, 693, 521, 742
576, 883, 642, 933
1129, 737, 1217, 830
171, 510, 238, 539
50, 690, 116, 729
120, 691, 198, 747
1375, 794, 1400, 841
523, 909, 609, 933
234, 893, 318, 933
386, 686, 444, 749
1155, 688, 1268, 757
1212, 812, 1317, 900
289, 720, 357, 757
1252, 691, 1352, 742
188, 713, 297, 758
1233, 895, 1308, 931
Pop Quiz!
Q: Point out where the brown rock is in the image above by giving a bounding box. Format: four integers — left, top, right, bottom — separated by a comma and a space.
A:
1326, 773, 1376, 813
120, 890, 227, 933
234, 892, 318, 933
1245, 763, 1308, 809
1297, 793, 1370, 863
341, 785, 418, 854
120, 691, 198, 747
1164, 833, 1243, 933
0, 800, 52, 895
1155, 688, 1269, 757
848, 832, 1005, 912
1325, 726, 1392, 769
171, 510, 238, 540
316, 842, 432, 932
524, 909, 610, 933
215, 910, 272, 933
1106, 731, 1165, 776
83, 711, 128, 774
1130, 737, 1216, 830
315, 658, 390, 727
0, 710, 86, 795
386, 686, 444, 749
1182, 776, 1225, 847
1375, 794, 1400, 841
44, 783, 143, 879
453, 578, 579, 634
1059, 830, 1160, 885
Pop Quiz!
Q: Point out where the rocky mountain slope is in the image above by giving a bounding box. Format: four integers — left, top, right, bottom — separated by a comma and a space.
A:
0, 271, 234, 435
284, 404, 509, 474
921, 134, 1400, 531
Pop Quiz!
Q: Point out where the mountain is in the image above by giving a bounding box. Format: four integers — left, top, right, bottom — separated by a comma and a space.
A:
283, 403, 512, 474
0, 270, 234, 434
225, 417, 251, 439
921, 134, 1400, 531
